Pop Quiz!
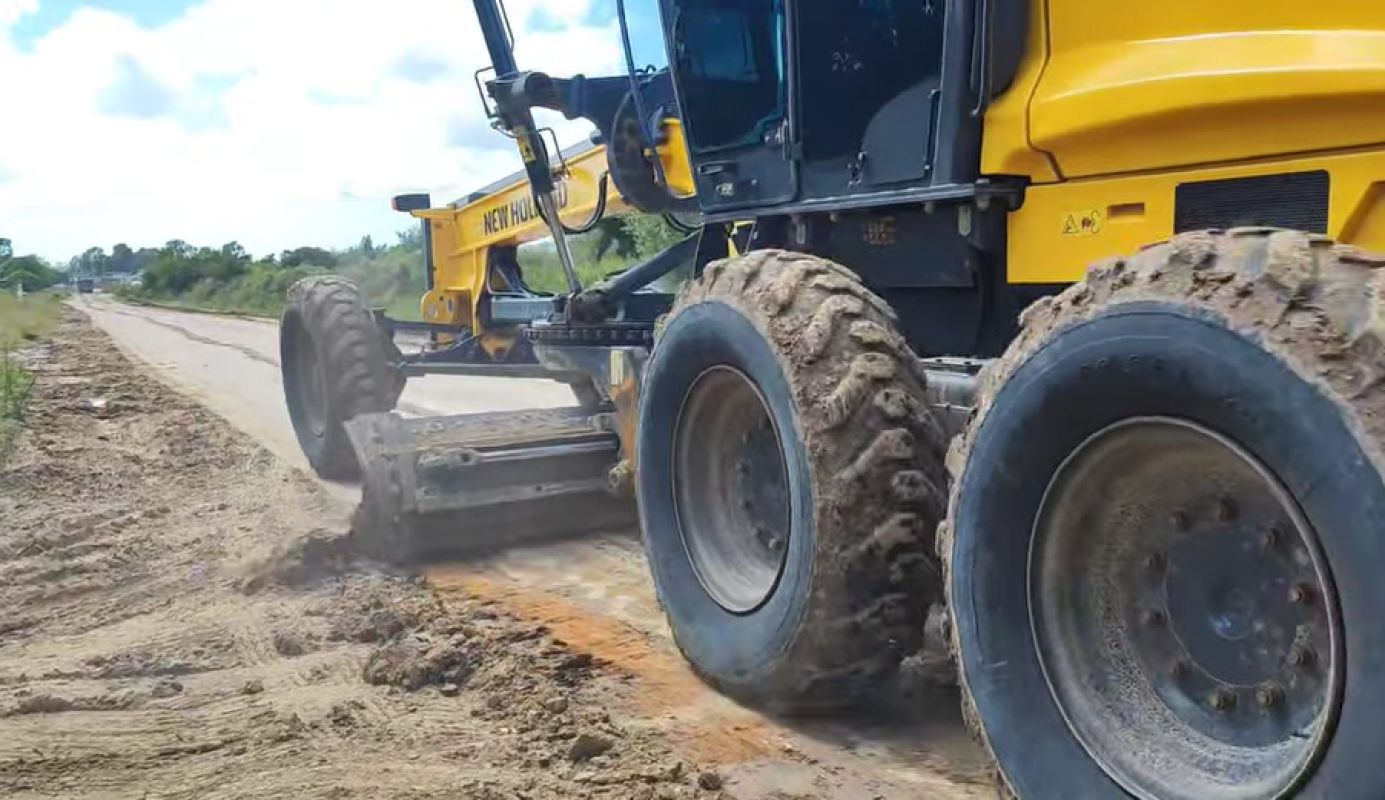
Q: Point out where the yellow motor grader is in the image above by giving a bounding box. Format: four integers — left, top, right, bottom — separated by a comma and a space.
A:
280, 1, 1385, 796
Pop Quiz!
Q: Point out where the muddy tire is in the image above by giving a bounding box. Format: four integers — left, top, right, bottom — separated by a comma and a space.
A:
637, 249, 948, 710
281, 276, 402, 480
944, 229, 1385, 798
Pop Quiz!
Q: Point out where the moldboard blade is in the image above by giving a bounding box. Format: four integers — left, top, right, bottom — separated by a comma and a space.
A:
344, 407, 635, 562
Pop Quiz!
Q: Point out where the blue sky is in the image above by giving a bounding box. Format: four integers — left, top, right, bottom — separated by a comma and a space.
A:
9, 0, 185, 48
0, 0, 626, 262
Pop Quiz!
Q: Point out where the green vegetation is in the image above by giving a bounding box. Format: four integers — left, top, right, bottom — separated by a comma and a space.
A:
0, 292, 62, 345
115, 234, 428, 319
109, 212, 692, 319
0, 293, 61, 460
517, 213, 692, 294
0, 255, 66, 293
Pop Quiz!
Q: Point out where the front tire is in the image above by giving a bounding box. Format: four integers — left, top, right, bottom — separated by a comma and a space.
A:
945, 229, 1385, 798
637, 250, 948, 710
281, 277, 402, 480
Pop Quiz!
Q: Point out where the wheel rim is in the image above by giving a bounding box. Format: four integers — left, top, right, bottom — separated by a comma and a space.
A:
673, 366, 790, 614
296, 325, 329, 438
1030, 417, 1341, 800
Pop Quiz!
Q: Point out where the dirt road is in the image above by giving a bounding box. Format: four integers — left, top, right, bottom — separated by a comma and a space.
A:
4, 297, 993, 798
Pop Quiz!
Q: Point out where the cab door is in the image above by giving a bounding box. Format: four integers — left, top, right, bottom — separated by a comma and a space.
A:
662, 0, 797, 212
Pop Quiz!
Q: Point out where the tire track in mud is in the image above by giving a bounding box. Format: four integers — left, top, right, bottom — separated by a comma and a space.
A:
425, 565, 995, 799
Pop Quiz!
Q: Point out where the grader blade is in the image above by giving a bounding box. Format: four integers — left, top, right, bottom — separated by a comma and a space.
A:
344, 407, 635, 561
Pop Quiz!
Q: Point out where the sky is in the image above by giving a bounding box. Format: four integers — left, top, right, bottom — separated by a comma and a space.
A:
0, 0, 653, 262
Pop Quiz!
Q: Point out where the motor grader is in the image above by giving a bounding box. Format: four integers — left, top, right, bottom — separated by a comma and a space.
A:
280, 1, 1385, 796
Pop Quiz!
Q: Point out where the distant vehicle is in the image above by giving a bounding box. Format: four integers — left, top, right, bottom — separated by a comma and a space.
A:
76, 279, 94, 294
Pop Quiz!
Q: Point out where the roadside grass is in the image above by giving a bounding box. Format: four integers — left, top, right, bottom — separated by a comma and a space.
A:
0, 292, 61, 460
0, 292, 61, 345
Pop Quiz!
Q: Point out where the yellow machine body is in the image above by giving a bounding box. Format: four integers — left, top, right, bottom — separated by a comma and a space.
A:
402, 2, 1385, 326
406, 122, 695, 357
985, 0, 1385, 284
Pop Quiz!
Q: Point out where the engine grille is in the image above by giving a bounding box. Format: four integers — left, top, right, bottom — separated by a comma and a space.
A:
1174, 171, 1329, 234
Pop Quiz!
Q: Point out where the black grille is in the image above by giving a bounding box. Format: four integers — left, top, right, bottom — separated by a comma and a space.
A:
1174, 171, 1329, 234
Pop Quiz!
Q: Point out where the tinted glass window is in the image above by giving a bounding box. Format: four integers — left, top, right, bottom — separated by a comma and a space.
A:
669, 0, 784, 152
796, 0, 945, 162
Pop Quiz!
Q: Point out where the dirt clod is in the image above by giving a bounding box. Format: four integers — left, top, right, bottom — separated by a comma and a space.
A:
271, 630, 312, 657
569, 731, 615, 762
361, 634, 473, 691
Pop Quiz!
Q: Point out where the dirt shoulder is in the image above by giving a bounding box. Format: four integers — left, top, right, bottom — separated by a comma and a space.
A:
0, 311, 723, 799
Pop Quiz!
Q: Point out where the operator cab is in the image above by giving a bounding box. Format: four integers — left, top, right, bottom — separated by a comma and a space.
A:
636, 0, 1027, 219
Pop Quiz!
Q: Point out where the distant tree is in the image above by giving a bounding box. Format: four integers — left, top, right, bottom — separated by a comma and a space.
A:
395, 226, 422, 250
220, 241, 249, 263
133, 247, 159, 272
280, 246, 337, 268
110, 242, 136, 273
0, 255, 63, 291
164, 239, 196, 259
358, 235, 375, 257
77, 246, 110, 277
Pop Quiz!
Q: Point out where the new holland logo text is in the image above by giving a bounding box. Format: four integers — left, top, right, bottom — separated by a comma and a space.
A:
482, 182, 571, 236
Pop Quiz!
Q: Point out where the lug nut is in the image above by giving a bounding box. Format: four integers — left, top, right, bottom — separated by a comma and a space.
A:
1289, 583, 1315, 605
1261, 526, 1282, 552
1172, 510, 1191, 531
1288, 643, 1317, 669
1217, 497, 1238, 523
1144, 553, 1166, 574
1255, 682, 1285, 710
1170, 659, 1191, 680
1141, 608, 1167, 627
1210, 687, 1238, 712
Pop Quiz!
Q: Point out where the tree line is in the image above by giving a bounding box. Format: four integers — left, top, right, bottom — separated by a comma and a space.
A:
2, 210, 688, 316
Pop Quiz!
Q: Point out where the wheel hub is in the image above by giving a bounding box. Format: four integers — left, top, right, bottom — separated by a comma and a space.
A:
672, 366, 790, 614
1031, 418, 1341, 799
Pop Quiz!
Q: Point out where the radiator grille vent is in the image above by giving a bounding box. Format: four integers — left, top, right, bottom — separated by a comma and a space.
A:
1174, 171, 1329, 234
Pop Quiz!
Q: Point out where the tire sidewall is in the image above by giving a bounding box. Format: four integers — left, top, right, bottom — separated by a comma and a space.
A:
280, 305, 334, 468
953, 301, 1385, 799
637, 299, 816, 689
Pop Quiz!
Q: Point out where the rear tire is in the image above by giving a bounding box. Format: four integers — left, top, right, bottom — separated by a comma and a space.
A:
281, 277, 401, 480
944, 229, 1385, 798
637, 249, 948, 710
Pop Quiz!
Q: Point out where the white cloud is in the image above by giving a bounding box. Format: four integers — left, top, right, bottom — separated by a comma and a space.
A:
0, 0, 36, 28
0, 0, 624, 261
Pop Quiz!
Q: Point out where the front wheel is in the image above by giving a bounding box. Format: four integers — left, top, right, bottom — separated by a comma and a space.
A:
946, 229, 1385, 799
280, 277, 402, 480
637, 250, 948, 710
